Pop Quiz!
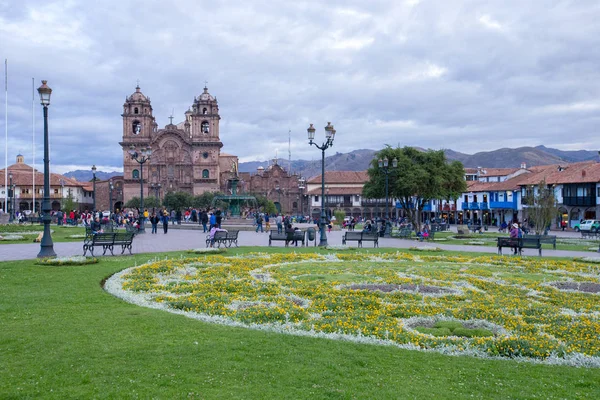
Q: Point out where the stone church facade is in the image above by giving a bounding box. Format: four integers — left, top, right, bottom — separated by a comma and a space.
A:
120, 85, 238, 201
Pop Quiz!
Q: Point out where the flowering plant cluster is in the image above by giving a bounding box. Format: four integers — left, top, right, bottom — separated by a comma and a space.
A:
37, 255, 99, 265
107, 252, 600, 367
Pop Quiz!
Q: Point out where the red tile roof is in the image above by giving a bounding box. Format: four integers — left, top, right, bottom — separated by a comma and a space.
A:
1, 163, 85, 188
307, 171, 369, 184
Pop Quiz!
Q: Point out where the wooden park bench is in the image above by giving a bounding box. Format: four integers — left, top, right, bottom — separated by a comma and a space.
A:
342, 231, 379, 248
268, 229, 305, 246
83, 232, 135, 257
524, 234, 557, 249
497, 237, 542, 256
206, 230, 240, 248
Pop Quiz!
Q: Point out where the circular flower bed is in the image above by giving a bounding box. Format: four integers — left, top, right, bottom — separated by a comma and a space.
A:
106, 252, 600, 367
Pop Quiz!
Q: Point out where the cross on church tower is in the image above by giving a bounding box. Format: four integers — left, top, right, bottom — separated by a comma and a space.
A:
169, 115, 174, 124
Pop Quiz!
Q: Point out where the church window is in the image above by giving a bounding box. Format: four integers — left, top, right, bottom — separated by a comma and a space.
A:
134, 107, 139, 114
132, 121, 141, 134
201, 121, 209, 133
202, 107, 208, 115
132, 169, 139, 179
202, 169, 210, 178
203, 152, 209, 159
168, 165, 175, 178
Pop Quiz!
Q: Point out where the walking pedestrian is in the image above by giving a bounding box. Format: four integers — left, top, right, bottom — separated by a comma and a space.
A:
256, 213, 264, 233
162, 211, 169, 234
150, 213, 160, 234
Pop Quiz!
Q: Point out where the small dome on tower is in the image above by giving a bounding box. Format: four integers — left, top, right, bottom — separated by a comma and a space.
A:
198, 86, 215, 101
128, 84, 149, 102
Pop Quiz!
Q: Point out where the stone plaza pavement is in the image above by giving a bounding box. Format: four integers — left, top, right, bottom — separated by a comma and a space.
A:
0, 226, 597, 261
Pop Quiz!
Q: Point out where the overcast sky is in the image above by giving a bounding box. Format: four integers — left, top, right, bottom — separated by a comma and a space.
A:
1, 0, 599, 174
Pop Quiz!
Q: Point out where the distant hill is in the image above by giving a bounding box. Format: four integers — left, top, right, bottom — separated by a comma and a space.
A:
63, 170, 122, 182
534, 146, 598, 163
239, 149, 377, 178
65, 146, 600, 180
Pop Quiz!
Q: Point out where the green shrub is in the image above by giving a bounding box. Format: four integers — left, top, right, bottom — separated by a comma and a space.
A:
434, 321, 463, 331
414, 327, 452, 337
452, 327, 494, 338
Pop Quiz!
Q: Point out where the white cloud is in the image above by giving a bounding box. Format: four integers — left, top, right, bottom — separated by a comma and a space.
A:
537, 102, 600, 114
478, 14, 504, 31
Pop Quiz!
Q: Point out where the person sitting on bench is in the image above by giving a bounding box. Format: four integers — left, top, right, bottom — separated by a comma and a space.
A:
90, 217, 103, 235
208, 224, 227, 247
285, 223, 296, 246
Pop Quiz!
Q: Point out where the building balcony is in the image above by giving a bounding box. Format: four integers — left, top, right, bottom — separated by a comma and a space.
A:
324, 202, 354, 208
441, 204, 457, 211
489, 201, 517, 210
361, 200, 393, 207
562, 196, 596, 207
461, 202, 489, 210
17, 193, 63, 200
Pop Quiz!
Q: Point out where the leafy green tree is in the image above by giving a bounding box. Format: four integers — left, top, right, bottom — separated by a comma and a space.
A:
253, 194, 277, 215
333, 210, 345, 225
62, 190, 77, 212
192, 191, 215, 210
362, 146, 466, 231
522, 180, 558, 234
142, 196, 161, 209
163, 191, 193, 211
124, 197, 140, 209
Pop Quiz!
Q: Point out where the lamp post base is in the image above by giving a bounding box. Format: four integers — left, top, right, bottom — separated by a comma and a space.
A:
138, 216, 146, 234
37, 222, 56, 258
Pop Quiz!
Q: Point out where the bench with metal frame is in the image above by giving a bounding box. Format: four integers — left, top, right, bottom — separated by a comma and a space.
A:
206, 230, 239, 248
342, 231, 379, 248
268, 230, 305, 246
497, 237, 542, 256
524, 234, 557, 249
83, 232, 135, 257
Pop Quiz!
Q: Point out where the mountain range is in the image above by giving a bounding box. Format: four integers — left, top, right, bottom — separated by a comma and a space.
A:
63, 146, 600, 181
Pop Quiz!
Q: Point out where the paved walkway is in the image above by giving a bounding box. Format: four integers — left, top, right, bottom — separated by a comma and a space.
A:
0, 227, 597, 261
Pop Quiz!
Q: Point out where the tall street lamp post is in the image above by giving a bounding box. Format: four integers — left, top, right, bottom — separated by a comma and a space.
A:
37, 80, 56, 258
109, 180, 114, 215
91, 165, 97, 212
128, 145, 152, 233
298, 177, 305, 217
307, 122, 336, 246
378, 156, 398, 237
8, 172, 14, 222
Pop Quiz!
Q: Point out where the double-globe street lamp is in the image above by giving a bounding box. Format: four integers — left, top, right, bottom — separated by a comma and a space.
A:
378, 156, 398, 237
91, 164, 97, 213
307, 122, 336, 246
37, 80, 56, 258
128, 145, 152, 233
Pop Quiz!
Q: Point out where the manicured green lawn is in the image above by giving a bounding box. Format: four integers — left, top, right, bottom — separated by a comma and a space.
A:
1, 249, 599, 399
0, 224, 86, 244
